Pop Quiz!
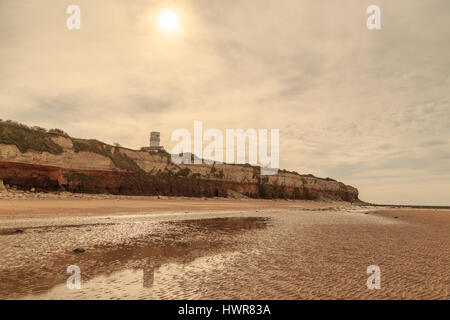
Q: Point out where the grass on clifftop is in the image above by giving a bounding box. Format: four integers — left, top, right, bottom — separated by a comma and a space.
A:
0, 119, 143, 172
0, 120, 64, 154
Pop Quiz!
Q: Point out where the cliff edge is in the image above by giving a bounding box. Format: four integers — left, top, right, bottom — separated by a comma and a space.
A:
0, 120, 359, 201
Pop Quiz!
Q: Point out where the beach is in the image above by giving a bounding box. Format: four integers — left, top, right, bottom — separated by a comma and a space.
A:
0, 196, 448, 300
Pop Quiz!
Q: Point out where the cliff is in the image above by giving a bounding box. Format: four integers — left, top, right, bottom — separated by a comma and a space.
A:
0, 120, 359, 201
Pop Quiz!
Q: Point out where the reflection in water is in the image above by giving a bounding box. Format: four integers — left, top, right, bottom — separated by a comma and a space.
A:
140, 217, 269, 288
143, 260, 157, 288
0, 217, 269, 298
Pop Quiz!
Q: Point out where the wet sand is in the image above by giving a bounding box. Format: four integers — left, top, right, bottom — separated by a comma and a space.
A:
0, 197, 351, 219
0, 199, 448, 300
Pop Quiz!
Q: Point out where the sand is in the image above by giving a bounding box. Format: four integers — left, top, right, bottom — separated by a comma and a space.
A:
0, 197, 352, 219
0, 197, 448, 300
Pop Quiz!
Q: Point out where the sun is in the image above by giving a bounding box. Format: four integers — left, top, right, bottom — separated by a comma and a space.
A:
158, 10, 181, 33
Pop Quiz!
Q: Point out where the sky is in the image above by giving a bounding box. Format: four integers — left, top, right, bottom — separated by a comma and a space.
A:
0, 0, 449, 205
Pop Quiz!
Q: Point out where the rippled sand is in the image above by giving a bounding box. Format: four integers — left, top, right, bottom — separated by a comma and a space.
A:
0, 204, 448, 300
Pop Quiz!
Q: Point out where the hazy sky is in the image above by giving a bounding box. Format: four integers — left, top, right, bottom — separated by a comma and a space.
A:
1, 0, 449, 205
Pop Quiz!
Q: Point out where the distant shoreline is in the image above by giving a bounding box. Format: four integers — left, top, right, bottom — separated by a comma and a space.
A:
364, 202, 450, 210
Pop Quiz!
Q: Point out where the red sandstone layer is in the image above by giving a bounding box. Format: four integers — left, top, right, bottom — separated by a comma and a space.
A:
0, 160, 359, 201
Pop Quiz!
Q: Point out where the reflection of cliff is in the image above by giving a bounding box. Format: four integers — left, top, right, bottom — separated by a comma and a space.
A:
141, 218, 267, 288
0, 217, 269, 298
0, 120, 359, 201
143, 260, 157, 288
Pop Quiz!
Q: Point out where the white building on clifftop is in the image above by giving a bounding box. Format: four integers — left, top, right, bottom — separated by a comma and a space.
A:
141, 131, 164, 153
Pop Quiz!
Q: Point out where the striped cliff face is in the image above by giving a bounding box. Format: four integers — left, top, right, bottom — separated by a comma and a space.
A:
0, 159, 359, 201
0, 121, 359, 201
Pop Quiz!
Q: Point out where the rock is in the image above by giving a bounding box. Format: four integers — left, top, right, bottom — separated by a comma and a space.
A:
0, 179, 7, 193
73, 248, 85, 253
227, 189, 247, 199
30, 187, 36, 192
15, 229, 24, 233
394, 216, 398, 219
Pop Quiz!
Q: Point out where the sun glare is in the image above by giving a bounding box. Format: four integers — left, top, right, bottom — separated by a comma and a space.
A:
158, 10, 181, 33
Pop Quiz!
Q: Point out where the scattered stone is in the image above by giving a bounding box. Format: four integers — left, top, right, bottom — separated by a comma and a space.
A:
226, 189, 247, 199
394, 216, 398, 219
0, 179, 7, 193
15, 229, 24, 233
30, 187, 36, 192
73, 248, 85, 253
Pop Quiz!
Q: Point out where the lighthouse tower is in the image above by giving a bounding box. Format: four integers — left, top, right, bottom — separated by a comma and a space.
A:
148, 131, 163, 152
141, 131, 164, 153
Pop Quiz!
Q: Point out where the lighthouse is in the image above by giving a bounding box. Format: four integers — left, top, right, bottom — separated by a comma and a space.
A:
141, 131, 164, 152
